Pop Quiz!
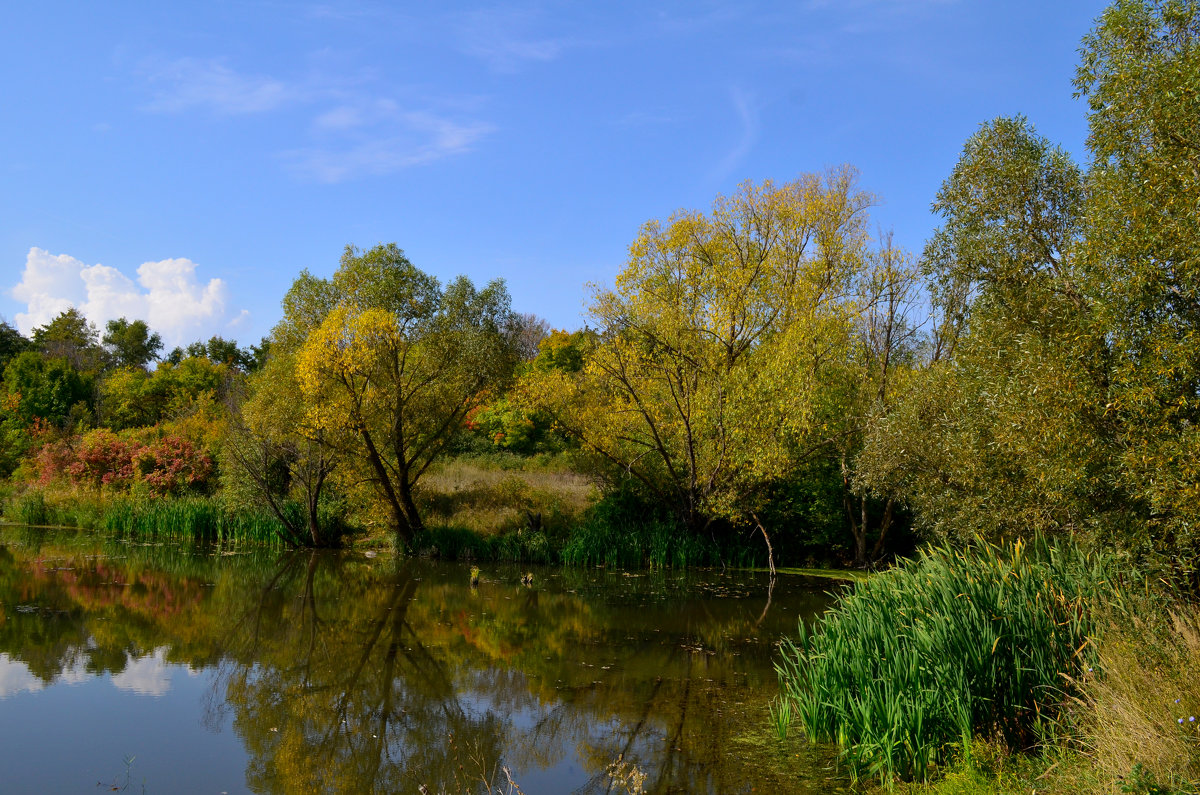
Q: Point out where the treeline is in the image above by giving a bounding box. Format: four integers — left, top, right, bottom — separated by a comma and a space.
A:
2, 0, 1196, 581
0, 310, 261, 493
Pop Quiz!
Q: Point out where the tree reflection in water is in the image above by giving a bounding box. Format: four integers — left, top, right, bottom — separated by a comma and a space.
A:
0, 530, 846, 793
213, 551, 509, 793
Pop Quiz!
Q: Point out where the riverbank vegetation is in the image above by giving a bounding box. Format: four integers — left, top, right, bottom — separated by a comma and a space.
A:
782, 0, 1200, 790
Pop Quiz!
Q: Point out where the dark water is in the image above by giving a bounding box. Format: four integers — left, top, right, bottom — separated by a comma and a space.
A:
0, 527, 852, 794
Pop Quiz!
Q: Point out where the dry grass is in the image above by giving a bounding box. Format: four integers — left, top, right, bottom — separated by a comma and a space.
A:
418, 457, 596, 536
1079, 605, 1200, 789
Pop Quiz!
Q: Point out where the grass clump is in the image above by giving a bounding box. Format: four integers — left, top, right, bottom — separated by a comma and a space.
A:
776, 535, 1121, 784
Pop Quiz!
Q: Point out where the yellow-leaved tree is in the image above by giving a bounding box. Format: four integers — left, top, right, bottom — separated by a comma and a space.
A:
527, 169, 875, 546
283, 244, 519, 543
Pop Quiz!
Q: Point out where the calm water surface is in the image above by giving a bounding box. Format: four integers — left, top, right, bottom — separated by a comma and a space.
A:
0, 526, 853, 793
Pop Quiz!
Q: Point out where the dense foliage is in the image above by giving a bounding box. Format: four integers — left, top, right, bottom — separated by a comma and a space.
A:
856, 0, 1200, 583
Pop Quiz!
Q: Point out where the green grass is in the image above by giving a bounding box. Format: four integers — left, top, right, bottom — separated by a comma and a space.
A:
776, 535, 1123, 784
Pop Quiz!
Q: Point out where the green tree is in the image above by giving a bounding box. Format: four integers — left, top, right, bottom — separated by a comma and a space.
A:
32, 308, 105, 373
3, 351, 95, 428
1076, 0, 1200, 568
857, 118, 1119, 546
102, 317, 163, 370
288, 244, 520, 543
222, 352, 342, 547
166, 335, 254, 371
0, 320, 30, 373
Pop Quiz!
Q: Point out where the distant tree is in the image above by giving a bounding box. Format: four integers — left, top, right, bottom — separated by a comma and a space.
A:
507, 313, 550, 361
166, 336, 255, 371
32, 309, 105, 372
3, 350, 95, 427
0, 321, 30, 373
247, 337, 271, 372
102, 318, 163, 370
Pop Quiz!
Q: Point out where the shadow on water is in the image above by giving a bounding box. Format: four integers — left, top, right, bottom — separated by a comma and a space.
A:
0, 527, 852, 793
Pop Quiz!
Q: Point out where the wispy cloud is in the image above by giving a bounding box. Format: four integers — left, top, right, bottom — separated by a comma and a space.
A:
285, 111, 494, 182
141, 57, 296, 115
455, 8, 574, 73
709, 87, 759, 184
137, 57, 494, 181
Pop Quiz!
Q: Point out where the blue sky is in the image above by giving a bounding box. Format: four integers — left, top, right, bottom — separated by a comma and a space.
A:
2, 1, 1106, 348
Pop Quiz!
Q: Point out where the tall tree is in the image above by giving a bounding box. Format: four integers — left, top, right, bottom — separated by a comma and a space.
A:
288, 244, 520, 543
528, 170, 873, 537
102, 317, 163, 370
1076, 0, 1200, 569
837, 238, 924, 567
223, 352, 341, 547
857, 118, 1117, 546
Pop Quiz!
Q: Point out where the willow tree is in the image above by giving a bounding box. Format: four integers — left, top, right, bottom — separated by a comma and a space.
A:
286, 244, 519, 543
1076, 0, 1200, 571
855, 117, 1121, 546
529, 169, 873, 539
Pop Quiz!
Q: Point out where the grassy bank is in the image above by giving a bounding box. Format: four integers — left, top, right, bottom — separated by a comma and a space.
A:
3, 452, 859, 574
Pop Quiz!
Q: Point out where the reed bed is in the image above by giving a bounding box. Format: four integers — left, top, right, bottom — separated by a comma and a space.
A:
776, 536, 1121, 784
102, 496, 285, 545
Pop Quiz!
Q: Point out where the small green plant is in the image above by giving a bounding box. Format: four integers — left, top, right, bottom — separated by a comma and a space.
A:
1121, 763, 1179, 795
769, 694, 793, 740
14, 490, 49, 526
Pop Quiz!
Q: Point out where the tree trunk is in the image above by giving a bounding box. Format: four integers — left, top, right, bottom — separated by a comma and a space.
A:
869, 497, 895, 564
842, 453, 867, 568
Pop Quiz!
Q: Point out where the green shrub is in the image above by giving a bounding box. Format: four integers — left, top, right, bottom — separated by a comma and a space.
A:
776, 535, 1122, 783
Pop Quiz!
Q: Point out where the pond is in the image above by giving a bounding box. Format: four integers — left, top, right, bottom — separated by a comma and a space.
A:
0, 526, 853, 794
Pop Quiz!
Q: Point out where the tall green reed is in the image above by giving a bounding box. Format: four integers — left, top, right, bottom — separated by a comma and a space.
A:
776, 535, 1122, 783
102, 496, 284, 545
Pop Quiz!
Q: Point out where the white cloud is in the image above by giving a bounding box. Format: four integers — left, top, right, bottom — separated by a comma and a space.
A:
10, 247, 242, 347
0, 653, 46, 697
142, 57, 295, 115
0, 650, 92, 697
111, 647, 180, 697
